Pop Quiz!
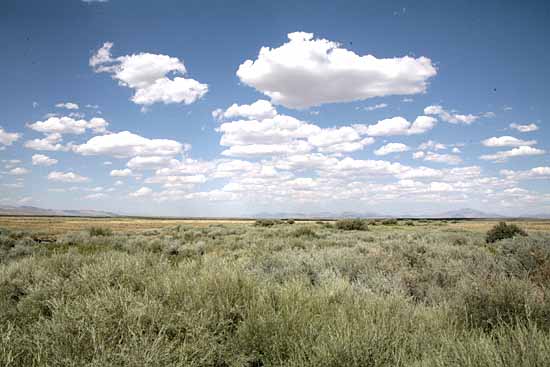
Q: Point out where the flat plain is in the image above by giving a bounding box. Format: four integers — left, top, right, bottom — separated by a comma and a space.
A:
1, 216, 550, 366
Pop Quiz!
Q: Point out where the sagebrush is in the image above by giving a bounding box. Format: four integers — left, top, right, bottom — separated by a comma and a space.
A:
1, 220, 549, 366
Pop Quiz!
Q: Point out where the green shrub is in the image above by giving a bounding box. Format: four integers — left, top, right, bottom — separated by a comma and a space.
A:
335, 219, 368, 231
381, 218, 398, 225
286, 219, 295, 224
405, 220, 415, 226
486, 222, 527, 243
88, 226, 113, 237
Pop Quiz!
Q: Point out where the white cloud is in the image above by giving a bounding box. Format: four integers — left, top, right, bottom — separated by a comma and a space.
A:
236, 31, 437, 109
32, 154, 58, 166
55, 102, 79, 110
129, 187, 153, 197
110, 168, 133, 177
0, 127, 21, 146
424, 105, 480, 124
308, 126, 374, 153
114, 180, 124, 186
429, 182, 454, 192
24, 133, 67, 151
421, 152, 462, 165
84, 193, 107, 200
214, 100, 277, 121
412, 151, 425, 159
418, 140, 447, 151
90, 42, 208, 107
218, 114, 319, 146
364, 103, 388, 111
9, 167, 29, 175
48, 171, 89, 183
28, 116, 108, 135
480, 146, 545, 162
354, 115, 436, 136
126, 156, 178, 170
73, 131, 186, 158
217, 114, 322, 157
374, 143, 409, 156
145, 174, 207, 187
3, 159, 22, 169
509, 123, 538, 133
221, 141, 312, 157
500, 167, 550, 180
481, 136, 536, 147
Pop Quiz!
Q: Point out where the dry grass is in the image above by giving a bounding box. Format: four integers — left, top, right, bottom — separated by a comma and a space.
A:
0, 216, 254, 234
2, 216, 549, 235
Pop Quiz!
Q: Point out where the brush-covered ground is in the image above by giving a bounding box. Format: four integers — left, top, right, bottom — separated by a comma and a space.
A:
1, 218, 550, 366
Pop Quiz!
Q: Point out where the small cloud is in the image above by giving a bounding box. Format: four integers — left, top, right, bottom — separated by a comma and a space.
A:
129, 187, 152, 197
56, 102, 79, 110
374, 142, 409, 156
48, 171, 89, 183
110, 168, 133, 177
510, 123, 538, 133
364, 103, 388, 111
32, 154, 58, 166
9, 167, 29, 175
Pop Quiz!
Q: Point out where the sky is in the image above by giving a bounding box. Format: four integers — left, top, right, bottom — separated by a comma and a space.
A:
0, 0, 549, 217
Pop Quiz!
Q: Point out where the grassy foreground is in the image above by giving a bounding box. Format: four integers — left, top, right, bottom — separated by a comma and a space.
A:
1, 219, 550, 366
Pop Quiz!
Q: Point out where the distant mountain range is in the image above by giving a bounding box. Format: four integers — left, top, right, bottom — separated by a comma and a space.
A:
0, 205, 118, 217
429, 208, 506, 219
252, 208, 548, 219
0, 205, 548, 219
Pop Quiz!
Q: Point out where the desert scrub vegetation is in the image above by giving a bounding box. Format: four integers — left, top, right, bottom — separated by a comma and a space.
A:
1, 220, 550, 366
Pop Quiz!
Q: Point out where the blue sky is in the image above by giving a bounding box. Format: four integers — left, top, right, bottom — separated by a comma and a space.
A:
0, 0, 549, 216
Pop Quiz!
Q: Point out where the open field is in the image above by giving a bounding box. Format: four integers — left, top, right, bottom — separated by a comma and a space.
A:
1, 217, 550, 366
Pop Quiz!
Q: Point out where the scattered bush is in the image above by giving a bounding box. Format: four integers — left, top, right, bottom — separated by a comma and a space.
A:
381, 218, 398, 225
335, 219, 368, 231
254, 219, 277, 227
486, 222, 527, 243
286, 219, 295, 224
88, 226, 113, 237
291, 226, 318, 238
405, 220, 415, 226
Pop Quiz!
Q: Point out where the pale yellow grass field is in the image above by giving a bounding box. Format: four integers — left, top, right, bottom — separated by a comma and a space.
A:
0, 216, 253, 234
1, 216, 549, 235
